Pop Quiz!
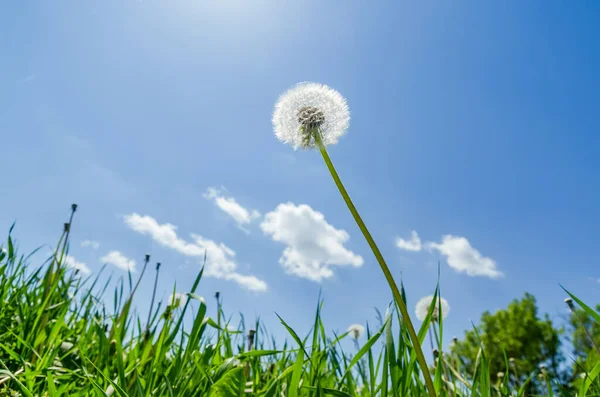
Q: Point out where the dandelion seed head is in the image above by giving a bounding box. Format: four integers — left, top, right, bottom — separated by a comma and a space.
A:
415, 295, 450, 322
384, 305, 392, 321
281, 382, 287, 397
273, 82, 350, 149
60, 341, 74, 351
168, 292, 186, 309
564, 297, 574, 309
347, 323, 365, 339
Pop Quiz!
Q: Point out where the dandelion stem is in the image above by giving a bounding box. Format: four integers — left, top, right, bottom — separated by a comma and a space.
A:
315, 132, 437, 397
429, 328, 436, 358
433, 323, 453, 397
570, 305, 600, 357
145, 261, 161, 334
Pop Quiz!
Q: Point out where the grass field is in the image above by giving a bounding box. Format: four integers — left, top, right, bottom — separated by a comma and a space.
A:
0, 205, 598, 397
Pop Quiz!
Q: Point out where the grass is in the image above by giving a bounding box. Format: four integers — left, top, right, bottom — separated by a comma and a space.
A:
0, 205, 598, 397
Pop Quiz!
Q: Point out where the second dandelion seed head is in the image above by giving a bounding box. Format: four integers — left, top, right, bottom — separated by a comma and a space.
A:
415, 295, 450, 322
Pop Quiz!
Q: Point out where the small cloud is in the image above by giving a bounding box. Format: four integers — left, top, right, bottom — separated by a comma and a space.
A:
396, 231, 422, 252
223, 272, 268, 292
123, 213, 267, 292
260, 202, 363, 282
204, 187, 261, 232
64, 255, 91, 275
203, 187, 220, 200
100, 250, 137, 272
426, 235, 503, 278
81, 240, 100, 250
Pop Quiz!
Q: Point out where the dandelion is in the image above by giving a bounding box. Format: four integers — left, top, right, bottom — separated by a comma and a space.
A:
272, 82, 436, 397
384, 304, 392, 321
272, 82, 350, 150
60, 341, 74, 351
564, 297, 574, 310
443, 381, 457, 394
347, 323, 365, 339
280, 382, 287, 397
415, 295, 450, 322
168, 292, 187, 309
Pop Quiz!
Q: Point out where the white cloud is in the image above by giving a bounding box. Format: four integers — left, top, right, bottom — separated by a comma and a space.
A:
64, 255, 91, 275
223, 273, 268, 292
396, 231, 422, 252
260, 203, 363, 282
123, 213, 267, 292
427, 235, 503, 278
204, 187, 260, 231
81, 240, 100, 250
100, 251, 137, 272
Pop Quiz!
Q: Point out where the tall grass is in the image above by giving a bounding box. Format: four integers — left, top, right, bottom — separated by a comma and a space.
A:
0, 206, 598, 396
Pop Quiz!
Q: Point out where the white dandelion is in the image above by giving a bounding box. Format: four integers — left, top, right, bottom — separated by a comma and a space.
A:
60, 341, 74, 351
272, 82, 350, 150
280, 382, 287, 397
415, 295, 450, 322
347, 323, 365, 339
168, 292, 187, 309
272, 82, 437, 394
384, 305, 392, 322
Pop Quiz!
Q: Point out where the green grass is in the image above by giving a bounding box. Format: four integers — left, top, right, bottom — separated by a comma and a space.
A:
0, 207, 598, 397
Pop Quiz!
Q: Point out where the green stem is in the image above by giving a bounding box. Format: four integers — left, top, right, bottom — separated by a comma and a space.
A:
573, 308, 600, 357
315, 133, 437, 397
433, 323, 453, 397
145, 261, 161, 335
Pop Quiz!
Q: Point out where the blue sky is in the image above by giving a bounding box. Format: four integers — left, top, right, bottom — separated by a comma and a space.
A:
2, 1, 599, 351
